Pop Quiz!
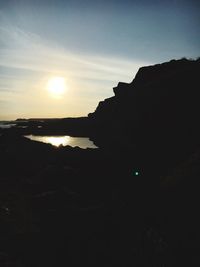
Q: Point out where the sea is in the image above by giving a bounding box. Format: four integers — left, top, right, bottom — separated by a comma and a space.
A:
0, 121, 16, 129
24, 135, 97, 149
0, 121, 97, 149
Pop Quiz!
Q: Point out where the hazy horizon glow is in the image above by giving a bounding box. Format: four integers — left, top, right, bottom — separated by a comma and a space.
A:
0, 0, 200, 120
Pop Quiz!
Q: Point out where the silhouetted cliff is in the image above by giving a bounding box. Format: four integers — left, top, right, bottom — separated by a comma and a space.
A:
89, 58, 200, 169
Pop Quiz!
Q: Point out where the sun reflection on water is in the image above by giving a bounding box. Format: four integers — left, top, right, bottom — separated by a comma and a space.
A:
43, 136, 70, 147
25, 135, 70, 147
24, 135, 97, 148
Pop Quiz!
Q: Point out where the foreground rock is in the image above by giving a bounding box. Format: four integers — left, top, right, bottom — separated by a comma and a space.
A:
89, 58, 200, 169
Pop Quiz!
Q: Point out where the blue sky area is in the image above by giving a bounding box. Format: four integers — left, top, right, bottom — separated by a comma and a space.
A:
0, 0, 199, 119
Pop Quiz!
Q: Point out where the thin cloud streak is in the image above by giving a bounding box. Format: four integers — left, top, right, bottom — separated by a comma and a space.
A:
0, 25, 148, 80
0, 25, 149, 119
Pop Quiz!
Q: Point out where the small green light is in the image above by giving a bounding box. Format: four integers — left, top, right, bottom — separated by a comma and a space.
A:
135, 171, 139, 176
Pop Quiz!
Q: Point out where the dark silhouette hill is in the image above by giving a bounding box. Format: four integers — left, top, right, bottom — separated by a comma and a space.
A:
88, 58, 200, 170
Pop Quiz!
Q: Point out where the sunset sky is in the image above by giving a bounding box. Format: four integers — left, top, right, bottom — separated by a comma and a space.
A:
0, 0, 200, 120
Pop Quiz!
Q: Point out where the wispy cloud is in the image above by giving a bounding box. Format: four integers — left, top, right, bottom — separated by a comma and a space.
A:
0, 24, 149, 119
0, 25, 148, 80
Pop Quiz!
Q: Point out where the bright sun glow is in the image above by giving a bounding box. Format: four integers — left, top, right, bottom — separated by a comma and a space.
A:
47, 76, 67, 98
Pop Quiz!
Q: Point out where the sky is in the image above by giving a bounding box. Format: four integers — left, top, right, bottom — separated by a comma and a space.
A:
0, 0, 200, 120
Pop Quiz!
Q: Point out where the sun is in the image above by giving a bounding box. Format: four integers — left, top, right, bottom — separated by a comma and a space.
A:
47, 76, 67, 98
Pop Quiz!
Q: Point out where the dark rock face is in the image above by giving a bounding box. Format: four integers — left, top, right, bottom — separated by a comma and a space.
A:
89, 58, 200, 168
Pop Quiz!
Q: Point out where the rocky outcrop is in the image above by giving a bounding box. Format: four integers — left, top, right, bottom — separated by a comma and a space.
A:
88, 58, 200, 168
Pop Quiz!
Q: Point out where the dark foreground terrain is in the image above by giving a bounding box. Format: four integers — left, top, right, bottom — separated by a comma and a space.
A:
0, 58, 200, 266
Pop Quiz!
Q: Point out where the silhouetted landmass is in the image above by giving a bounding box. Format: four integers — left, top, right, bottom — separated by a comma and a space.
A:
89, 58, 200, 165
0, 58, 200, 266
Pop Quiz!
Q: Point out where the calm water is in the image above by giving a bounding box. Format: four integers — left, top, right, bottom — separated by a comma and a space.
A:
0, 121, 16, 128
24, 135, 97, 149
